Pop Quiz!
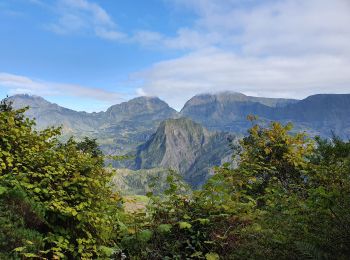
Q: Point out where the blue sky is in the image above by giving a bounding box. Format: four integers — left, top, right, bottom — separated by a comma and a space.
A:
1, 0, 350, 111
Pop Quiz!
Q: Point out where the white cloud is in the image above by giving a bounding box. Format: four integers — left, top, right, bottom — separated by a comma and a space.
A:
0, 72, 125, 104
136, 88, 148, 96
143, 0, 350, 54
47, 0, 126, 40
133, 0, 350, 109
27, 0, 350, 110
94, 27, 126, 41
135, 48, 350, 109
132, 30, 165, 47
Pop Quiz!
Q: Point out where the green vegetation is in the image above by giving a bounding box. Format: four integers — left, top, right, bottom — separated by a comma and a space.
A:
118, 120, 350, 259
0, 98, 122, 259
1, 97, 350, 259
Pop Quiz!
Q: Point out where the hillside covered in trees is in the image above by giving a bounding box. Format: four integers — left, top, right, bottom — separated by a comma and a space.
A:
1, 97, 350, 259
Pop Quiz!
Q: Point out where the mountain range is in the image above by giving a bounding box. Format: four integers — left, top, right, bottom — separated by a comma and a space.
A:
8, 92, 350, 187
181, 92, 350, 137
10, 94, 177, 155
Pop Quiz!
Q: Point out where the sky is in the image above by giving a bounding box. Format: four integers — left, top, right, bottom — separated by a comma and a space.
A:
0, 0, 349, 111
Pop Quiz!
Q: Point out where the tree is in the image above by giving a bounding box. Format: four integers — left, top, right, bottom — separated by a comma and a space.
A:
239, 122, 313, 195
0, 99, 121, 259
76, 137, 103, 158
212, 121, 350, 259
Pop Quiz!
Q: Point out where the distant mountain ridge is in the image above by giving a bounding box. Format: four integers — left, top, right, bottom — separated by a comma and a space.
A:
7, 92, 350, 187
181, 92, 350, 138
105, 96, 176, 122
9, 94, 100, 133
9, 94, 178, 154
181, 92, 297, 109
9, 92, 350, 151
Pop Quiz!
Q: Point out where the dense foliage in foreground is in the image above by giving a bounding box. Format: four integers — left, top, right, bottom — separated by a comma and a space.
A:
124, 122, 350, 259
0, 99, 122, 259
1, 98, 349, 259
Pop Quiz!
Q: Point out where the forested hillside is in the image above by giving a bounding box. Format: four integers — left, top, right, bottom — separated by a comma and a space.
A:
1, 97, 349, 259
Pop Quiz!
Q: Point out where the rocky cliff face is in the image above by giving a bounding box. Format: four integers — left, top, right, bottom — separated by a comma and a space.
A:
134, 118, 234, 187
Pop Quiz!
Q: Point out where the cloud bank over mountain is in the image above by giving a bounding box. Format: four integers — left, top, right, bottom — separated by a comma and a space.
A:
1, 0, 349, 111
135, 0, 350, 109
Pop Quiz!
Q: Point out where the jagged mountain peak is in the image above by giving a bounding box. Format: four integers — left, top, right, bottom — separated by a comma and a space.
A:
10, 93, 45, 100
134, 117, 232, 187
106, 96, 176, 118
138, 118, 211, 156
135, 117, 211, 170
109, 95, 169, 107
9, 94, 55, 108
129, 95, 164, 102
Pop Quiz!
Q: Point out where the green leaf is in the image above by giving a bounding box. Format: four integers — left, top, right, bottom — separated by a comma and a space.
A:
98, 246, 116, 257
138, 229, 153, 242
197, 218, 210, 225
191, 251, 203, 257
157, 224, 172, 234
23, 253, 38, 258
13, 246, 26, 252
0, 186, 7, 195
179, 221, 192, 229
205, 252, 220, 260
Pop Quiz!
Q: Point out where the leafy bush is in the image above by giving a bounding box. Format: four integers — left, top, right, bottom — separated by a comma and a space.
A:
0, 98, 122, 259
